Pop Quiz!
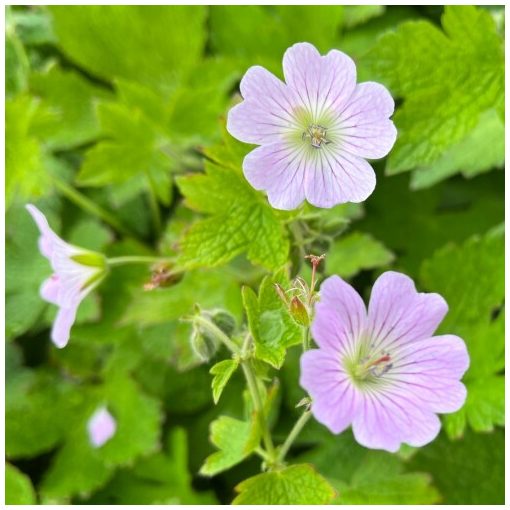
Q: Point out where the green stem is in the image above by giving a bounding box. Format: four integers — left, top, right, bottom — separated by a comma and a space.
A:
192, 315, 240, 355
241, 360, 276, 461
52, 176, 134, 238
289, 221, 306, 261
302, 326, 310, 352
107, 256, 175, 267
277, 410, 312, 463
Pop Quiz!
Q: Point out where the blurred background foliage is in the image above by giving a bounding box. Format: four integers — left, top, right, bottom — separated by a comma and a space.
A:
5, 5, 504, 505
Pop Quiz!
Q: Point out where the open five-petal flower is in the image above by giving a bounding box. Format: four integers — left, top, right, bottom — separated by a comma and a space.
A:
300, 271, 469, 452
227, 42, 397, 210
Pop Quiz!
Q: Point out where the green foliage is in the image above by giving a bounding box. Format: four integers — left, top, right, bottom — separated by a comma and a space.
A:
242, 272, 302, 369
177, 160, 290, 271
6, 463, 37, 505
210, 359, 239, 404
200, 415, 260, 476
420, 227, 504, 438
365, 6, 504, 175
48, 6, 206, 88
325, 231, 394, 278
408, 429, 504, 504
232, 464, 336, 504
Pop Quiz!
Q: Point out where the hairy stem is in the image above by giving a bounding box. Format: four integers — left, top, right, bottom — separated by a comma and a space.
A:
277, 410, 312, 463
107, 255, 175, 267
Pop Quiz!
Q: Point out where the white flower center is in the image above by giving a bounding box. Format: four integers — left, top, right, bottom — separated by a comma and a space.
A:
302, 124, 331, 148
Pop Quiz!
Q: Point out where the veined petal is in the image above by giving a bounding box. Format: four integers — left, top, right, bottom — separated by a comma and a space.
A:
304, 147, 376, 207
334, 82, 397, 159
386, 334, 469, 413
312, 275, 367, 356
282, 42, 357, 121
51, 301, 80, 348
300, 349, 358, 434
242, 142, 307, 210
367, 271, 448, 353
26, 204, 60, 259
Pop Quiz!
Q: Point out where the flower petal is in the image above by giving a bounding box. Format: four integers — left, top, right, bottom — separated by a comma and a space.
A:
300, 349, 358, 434
51, 301, 80, 348
312, 275, 367, 356
367, 271, 448, 353
243, 142, 307, 210
227, 65, 300, 144
40, 275, 61, 305
387, 334, 469, 413
335, 82, 397, 159
282, 43, 357, 121
352, 390, 441, 451
26, 204, 59, 259
87, 407, 117, 448
304, 148, 376, 207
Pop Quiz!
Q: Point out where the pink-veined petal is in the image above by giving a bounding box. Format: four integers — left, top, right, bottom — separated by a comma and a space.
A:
300, 349, 359, 434
304, 147, 376, 207
282, 43, 357, 121
386, 334, 469, 413
367, 271, 448, 353
311, 275, 367, 356
242, 142, 307, 210
334, 82, 396, 159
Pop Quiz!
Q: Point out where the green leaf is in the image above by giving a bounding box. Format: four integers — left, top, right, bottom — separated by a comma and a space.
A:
408, 428, 504, 504
200, 415, 260, 476
297, 431, 439, 505
40, 375, 162, 500
210, 6, 343, 73
364, 6, 504, 173
6, 28, 29, 97
176, 161, 290, 271
48, 6, 206, 88
343, 5, 385, 28
410, 109, 505, 189
326, 231, 394, 278
29, 65, 111, 150
6, 95, 51, 207
420, 227, 504, 437
6, 463, 37, 505
242, 272, 302, 369
210, 359, 239, 405
232, 464, 336, 505
88, 428, 218, 504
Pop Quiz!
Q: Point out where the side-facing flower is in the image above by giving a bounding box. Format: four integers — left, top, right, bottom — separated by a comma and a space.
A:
87, 406, 117, 448
300, 271, 469, 452
26, 204, 109, 348
227, 42, 397, 210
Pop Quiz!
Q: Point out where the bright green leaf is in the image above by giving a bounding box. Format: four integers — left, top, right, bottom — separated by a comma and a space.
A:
242, 272, 302, 369
326, 231, 394, 278
365, 6, 504, 173
6, 463, 37, 505
210, 359, 239, 404
232, 464, 336, 505
200, 415, 260, 477
177, 161, 290, 271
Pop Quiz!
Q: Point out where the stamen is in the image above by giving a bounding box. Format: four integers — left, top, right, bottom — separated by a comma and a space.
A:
302, 124, 331, 148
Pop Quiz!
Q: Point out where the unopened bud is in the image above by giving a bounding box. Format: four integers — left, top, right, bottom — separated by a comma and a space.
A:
290, 296, 310, 326
190, 326, 220, 362
210, 309, 237, 337
143, 263, 181, 291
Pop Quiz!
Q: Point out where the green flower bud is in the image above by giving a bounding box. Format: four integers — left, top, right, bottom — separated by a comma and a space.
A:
290, 296, 310, 326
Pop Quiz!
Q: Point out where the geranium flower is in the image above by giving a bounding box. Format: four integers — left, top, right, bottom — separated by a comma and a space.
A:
26, 204, 108, 348
300, 272, 469, 452
87, 406, 117, 448
227, 42, 397, 210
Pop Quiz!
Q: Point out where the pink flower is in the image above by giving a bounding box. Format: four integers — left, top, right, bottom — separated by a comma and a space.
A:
300, 272, 469, 452
26, 204, 108, 348
87, 406, 117, 448
227, 42, 397, 210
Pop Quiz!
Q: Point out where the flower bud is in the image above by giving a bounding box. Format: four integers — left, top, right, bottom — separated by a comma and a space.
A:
290, 296, 310, 326
210, 309, 237, 337
190, 326, 220, 362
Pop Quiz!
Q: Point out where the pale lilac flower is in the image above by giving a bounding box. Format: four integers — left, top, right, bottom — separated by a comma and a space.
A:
300, 272, 469, 452
26, 204, 108, 348
227, 42, 397, 210
87, 406, 117, 448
